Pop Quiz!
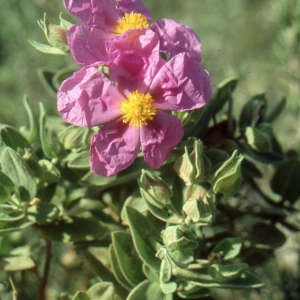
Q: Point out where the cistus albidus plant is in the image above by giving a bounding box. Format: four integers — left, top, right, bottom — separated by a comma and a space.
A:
1, 0, 299, 299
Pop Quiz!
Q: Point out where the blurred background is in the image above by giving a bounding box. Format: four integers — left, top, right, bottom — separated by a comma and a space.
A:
1, 0, 300, 299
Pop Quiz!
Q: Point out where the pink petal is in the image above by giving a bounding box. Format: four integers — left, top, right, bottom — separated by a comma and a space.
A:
90, 121, 140, 176
67, 24, 115, 66
149, 52, 212, 111
151, 19, 201, 61
64, 0, 121, 26
57, 67, 123, 127
107, 28, 163, 96
115, 0, 152, 22
141, 112, 184, 169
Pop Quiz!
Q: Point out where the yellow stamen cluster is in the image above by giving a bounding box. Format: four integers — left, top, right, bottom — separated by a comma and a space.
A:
121, 90, 157, 128
115, 12, 150, 35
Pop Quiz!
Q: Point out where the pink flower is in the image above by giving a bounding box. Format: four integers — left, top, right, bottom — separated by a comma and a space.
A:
64, 0, 201, 67
57, 30, 211, 176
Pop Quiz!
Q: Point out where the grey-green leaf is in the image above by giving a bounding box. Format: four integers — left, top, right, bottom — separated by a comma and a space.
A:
27, 202, 60, 224
211, 237, 242, 261
1, 147, 36, 202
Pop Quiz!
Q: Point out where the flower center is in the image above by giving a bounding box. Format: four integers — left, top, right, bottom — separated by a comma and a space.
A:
121, 90, 157, 128
116, 12, 150, 35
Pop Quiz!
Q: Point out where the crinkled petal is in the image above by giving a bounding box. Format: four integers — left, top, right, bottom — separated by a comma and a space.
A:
64, 0, 121, 26
149, 52, 212, 111
107, 28, 163, 96
115, 0, 152, 22
141, 112, 183, 169
67, 24, 116, 66
57, 67, 123, 127
90, 121, 140, 176
151, 19, 201, 61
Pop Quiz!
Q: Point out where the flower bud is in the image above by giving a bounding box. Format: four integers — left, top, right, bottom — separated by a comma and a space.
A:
139, 169, 172, 208
174, 139, 211, 186
38, 13, 69, 53
210, 150, 244, 197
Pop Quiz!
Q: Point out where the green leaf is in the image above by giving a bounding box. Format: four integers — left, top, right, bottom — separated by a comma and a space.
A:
1, 147, 37, 202
109, 244, 133, 291
37, 67, 57, 98
126, 206, 161, 269
35, 215, 107, 243
173, 268, 264, 289
27, 202, 60, 224
241, 159, 262, 178
0, 254, 35, 271
28, 39, 67, 55
36, 159, 61, 184
112, 231, 146, 287
0, 171, 15, 204
39, 102, 57, 159
245, 127, 270, 153
0, 211, 25, 222
239, 94, 266, 129
0, 125, 31, 150
265, 97, 286, 123
143, 263, 160, 284
127, 280, 166, 300
211, 237, 242, 261
160, 281, 177, 295
208, 263, 248, 282
23, 96, 38, 143
72, 291, 90, 300
68, 150, 90, 169
212, 77, 238, 114
271, 158, 300, 203
87, 282, 122, 300
247, 222, 286, 248
177, 282, 210, 299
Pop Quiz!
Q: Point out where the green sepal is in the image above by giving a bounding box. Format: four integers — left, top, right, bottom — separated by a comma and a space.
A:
59, 125, 91, 151
208, 263, 248, 282
210, 150, 244, 197
125, 206, 162, 269
37, 13, 69, 53
112, 231, 146, 287
210, 237, 242, 261
28, 39, 67, 55
59, 12, 73, 30
183, 196, 216, 224
162, 225, 198, 251
174, 139, 211, 186
1, 147, 37, 202
139, 169, 172, 208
